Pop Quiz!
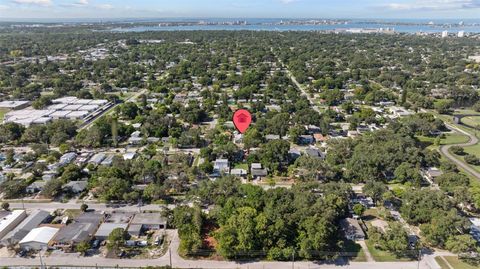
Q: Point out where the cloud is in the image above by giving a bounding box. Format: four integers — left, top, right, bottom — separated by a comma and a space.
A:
381, 0, 480, 11
96, 4, 113, 9
0, 4, 9, 10
11, 0, 52, 6
279, 0, 299, 4
73, 0, 89, 6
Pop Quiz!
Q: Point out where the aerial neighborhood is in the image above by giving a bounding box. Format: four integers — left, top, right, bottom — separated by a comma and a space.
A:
0, 15, 480, 269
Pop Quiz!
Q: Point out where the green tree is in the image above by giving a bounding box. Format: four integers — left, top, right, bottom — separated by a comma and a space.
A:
445, 234, 479, 254
352, 204, 365, 217
80, 203, 88, 212
1, 202, 10, 211
363, 181, 387, 205
107, 228, 127, 252
76, 241, 90, 255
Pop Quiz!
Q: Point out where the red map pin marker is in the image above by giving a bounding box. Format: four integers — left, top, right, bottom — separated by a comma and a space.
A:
233, 109, 252, 134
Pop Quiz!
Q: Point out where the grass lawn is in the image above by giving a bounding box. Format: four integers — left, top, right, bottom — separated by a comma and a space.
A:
416, 133, 469, 150
0, 108, 9, 119
443, 256, 479, 269
64, 209, 82, 218
462, 144, 480, 173
342, 240, 367, 262
365, 240, 414, 262
234, 163, 249, 170
435, 256, 450, 269
461, 116, 480, 128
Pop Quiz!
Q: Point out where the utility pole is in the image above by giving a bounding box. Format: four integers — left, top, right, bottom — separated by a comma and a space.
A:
292, 251, 295, 269
39, 250, 45, 269
417, 249, 422, 269
169, 247, 173, 268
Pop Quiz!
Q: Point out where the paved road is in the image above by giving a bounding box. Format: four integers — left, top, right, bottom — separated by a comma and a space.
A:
272, 48, 321, 114
439, 123, 480, 180
0, 229, 445, 268
8, 202, 174, 212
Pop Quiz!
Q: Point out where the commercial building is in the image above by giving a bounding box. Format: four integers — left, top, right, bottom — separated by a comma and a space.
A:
3, 97, 110, 127
0, 210, 27, 240
51, 212, 103, 250
1, 210, 51, 246
128, 213, 167, 236
0, 101, 30, 110
19, 227, 59, 250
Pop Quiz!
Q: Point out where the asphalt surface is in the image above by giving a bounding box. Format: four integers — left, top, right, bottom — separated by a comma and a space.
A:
8, 201, 174, 212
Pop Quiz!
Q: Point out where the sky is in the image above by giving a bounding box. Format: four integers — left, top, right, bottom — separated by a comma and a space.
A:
1, 0, 480, 20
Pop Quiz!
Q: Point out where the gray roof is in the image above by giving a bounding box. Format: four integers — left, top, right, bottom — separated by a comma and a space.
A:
95, 223, 128, 238
131, 213, 167, 226
1, 210, 50, 245
52, 212, 103, 244
340, 218, 365, 238
63, 181, 87, 193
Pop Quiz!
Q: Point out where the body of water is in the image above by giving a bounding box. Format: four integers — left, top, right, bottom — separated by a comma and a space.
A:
111, 19, 480, 33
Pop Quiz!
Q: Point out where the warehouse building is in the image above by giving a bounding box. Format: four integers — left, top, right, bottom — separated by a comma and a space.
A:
51, 212, 103, 250
3, 97, 110, 127
1, 210, 51, 246
0, 210, 27, 240
19, 227, 59, 251
0, 100, 30, 110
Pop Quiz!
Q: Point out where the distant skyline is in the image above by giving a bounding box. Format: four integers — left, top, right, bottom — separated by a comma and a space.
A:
1, 0, 480, 20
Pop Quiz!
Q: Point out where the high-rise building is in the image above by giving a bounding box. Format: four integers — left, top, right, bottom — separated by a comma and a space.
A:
442, 31, 448, 38
458, 31, 465, 38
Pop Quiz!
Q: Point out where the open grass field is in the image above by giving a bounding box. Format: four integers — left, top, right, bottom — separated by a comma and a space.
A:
0, 108, 9, 119
417, 132, 469, 150
439, 256, 480, 269
462, 116, 480, 128
365, 240, 414, 262
462, 144, 480, 173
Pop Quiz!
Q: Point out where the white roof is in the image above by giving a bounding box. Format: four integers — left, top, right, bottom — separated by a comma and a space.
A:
0, 210, 26, 233
19, 227, 59, 244
74, 99, 93, 105
89, 100, 108, 105
0, 101, 29, 108
64, 104, 83, 111
52, 97, 78, 104
47, 104, 68, 110
78, 105, 99, 111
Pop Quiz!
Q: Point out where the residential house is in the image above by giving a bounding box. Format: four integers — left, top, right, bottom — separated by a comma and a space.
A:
63, 180, 88, 194
340, 218, 365, 241
128, 213, 167, 236
422, 167, 443, 184
298, 135, 315, 145
251, 163, 268, 179
212, 159, 230, 177
26, 181, 46, 194
305, 147, 325, 159
230, 168, 247, 178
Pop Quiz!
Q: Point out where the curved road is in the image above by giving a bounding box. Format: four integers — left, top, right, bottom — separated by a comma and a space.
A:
440, 123, 480, 180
